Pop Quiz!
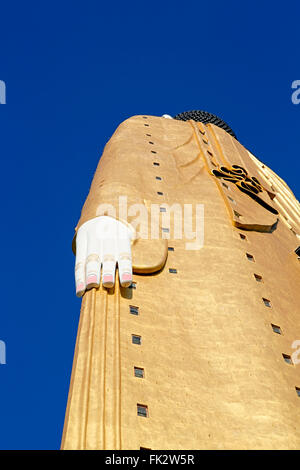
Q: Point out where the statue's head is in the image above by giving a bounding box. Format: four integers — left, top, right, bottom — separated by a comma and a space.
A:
173, 110, 236, 139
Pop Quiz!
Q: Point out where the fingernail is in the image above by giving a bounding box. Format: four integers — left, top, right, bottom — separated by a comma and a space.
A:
86, 275, 98, 285
121, 273, 132, 283
103, 274, 114, 287
76, 282, 85, 296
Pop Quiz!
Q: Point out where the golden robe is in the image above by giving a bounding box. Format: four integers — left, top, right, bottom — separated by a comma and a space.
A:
62, 115, 300, 450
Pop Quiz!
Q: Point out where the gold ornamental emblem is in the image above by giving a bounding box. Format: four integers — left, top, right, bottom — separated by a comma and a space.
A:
212, 165, 278, 215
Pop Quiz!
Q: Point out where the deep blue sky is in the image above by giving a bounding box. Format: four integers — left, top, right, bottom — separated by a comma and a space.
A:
0, 1, 299, 450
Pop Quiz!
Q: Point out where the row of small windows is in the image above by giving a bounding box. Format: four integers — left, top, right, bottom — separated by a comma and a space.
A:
151, 153, 178, 272
152, 152, 177, 269
147, 130, 175, 271
245, 248, 272, 306
222, 181, 237, 206
133, 124, 179, 423
238, 231, 300, 396
126, 235, 149, 414
244, 251, 272, 306
126, 236, 149, 413
127, 245, 148, 415
222, 180, 237, 205
227, 165, 300, 400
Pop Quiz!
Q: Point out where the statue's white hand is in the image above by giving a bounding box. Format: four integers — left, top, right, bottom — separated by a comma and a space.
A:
75, 216, 133, 297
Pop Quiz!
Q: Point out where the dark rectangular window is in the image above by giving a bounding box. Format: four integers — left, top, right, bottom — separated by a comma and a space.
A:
156, 176, 162, 180
162, 228, 169, 233
157, 191, 163, 195
282, 354, 293, 365
168, 247, 174, 251
132, 335, 141, 345
262, 298, 271, 308
160, 207, 166, 212
296, 387, 300, 397
271, 324, 281, 334
169, 268, 177, 273
137, 404, 148, 417
134, 367, 144, 378
130, 305, 139, 315
153, 162, 160, 166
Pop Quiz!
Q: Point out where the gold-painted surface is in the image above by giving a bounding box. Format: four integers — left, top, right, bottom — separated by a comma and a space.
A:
62, 115, 300, 449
